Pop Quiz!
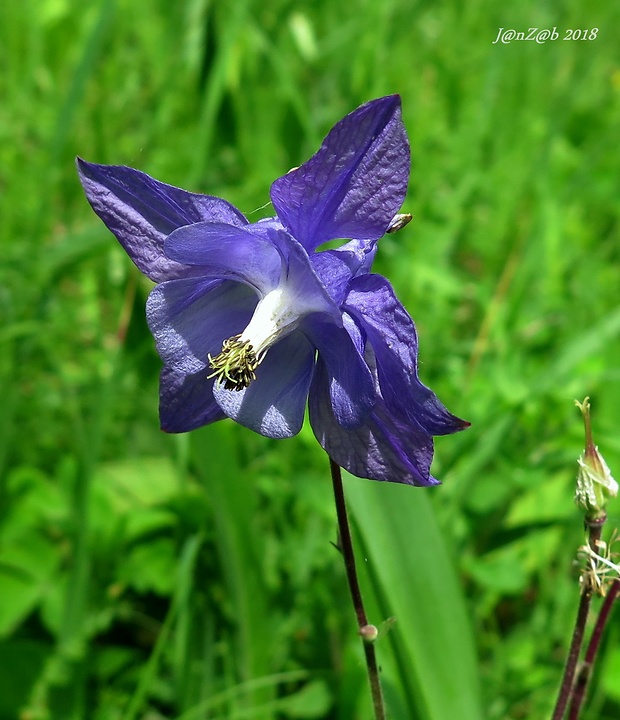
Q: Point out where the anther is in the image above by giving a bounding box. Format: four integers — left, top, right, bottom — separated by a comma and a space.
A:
207, 335, 259, 391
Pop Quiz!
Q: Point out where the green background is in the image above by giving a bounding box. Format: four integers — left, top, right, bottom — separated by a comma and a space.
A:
1, 0, 619, 718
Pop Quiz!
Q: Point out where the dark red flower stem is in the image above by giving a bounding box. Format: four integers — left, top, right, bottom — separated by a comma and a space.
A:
567, 578, 620, 720
551, 517, 605, 720
329, 458, 386, 720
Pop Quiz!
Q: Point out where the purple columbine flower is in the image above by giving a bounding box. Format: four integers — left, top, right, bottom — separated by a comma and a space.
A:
77, 95, 468, 485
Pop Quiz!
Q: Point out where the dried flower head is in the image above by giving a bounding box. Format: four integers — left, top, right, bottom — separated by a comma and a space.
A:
574, 398, 618, 519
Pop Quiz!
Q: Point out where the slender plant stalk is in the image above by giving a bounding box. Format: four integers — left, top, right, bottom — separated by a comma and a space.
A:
567, 578, 620, 720
551, 519, 604, 720
329, 458, 386, 720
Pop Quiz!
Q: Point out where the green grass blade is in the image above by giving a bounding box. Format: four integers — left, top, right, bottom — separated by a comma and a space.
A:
122, 533, 203, 720
346, 479, 484, 720
190, 424, 275, 718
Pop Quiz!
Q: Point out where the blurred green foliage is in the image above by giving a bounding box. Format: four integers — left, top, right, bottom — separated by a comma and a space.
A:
1, 0, 619, 718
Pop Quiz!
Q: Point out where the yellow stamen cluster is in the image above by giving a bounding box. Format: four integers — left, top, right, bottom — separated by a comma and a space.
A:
207, 335, 259, 391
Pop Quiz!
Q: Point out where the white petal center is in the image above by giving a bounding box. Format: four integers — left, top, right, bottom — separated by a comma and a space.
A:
239, 286, 302, 360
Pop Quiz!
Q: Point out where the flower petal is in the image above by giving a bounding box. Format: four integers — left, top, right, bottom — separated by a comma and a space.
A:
302, 313, 374, 429
308, 358, 438, 486
266, 228, 343, 323
310, 238, 377, 305
146, 278, 257, 373
159, 365, 225, 433
77, 158, 247, 282
164, 222, 282, 295
270, 96, 409, 251
345, 274, 469, 435
213, 331, 315, 439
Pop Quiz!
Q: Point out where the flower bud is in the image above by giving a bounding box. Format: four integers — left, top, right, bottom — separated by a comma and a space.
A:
386, 213, 412, 233
574, 398, 618, 519
359, 624, 379, 642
